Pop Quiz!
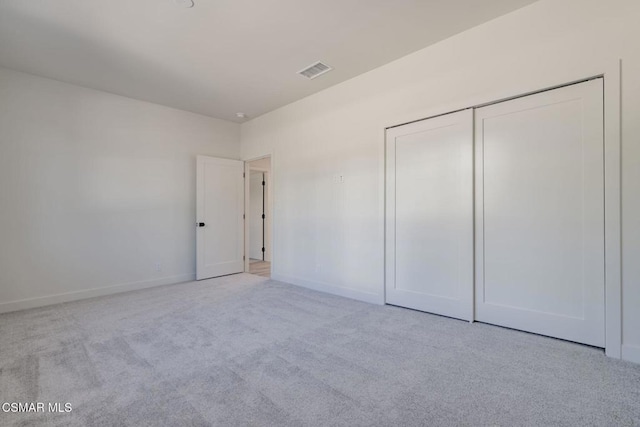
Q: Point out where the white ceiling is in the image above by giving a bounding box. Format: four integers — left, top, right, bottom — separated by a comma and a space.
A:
0, 0, 538, 122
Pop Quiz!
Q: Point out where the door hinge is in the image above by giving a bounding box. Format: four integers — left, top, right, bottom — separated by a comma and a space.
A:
243, 214, 245, 219
243, 255, 245, 260
243, 172, 245, 178
261, 214, 265, 219
262, 181, 265, 186
262, 247, 265, 252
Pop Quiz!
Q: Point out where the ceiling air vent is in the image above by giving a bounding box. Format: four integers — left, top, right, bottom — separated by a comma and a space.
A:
297, 61, 333, 79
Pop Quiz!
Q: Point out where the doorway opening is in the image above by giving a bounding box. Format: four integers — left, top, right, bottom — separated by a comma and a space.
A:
245, 156, 271, 277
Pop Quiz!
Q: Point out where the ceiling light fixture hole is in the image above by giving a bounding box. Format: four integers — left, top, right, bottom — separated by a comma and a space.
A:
174, 0, 194, 9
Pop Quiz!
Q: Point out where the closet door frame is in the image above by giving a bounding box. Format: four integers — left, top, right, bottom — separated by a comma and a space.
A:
381, 60, 621, 359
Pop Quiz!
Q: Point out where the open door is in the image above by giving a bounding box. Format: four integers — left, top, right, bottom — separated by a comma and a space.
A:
196, 155, 244, 280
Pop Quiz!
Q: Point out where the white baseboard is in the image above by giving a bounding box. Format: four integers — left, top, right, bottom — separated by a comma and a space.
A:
621, 344, 640, 364
271, 273, 384, 305
0, 273, 196, 314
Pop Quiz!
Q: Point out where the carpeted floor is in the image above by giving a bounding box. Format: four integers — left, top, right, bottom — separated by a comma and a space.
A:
1, 274, 639, 426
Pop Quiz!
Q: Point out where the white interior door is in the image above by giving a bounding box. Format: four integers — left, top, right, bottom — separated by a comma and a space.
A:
386, 109, 474, 321
475, 79, 605, 347
196, 155, 244, 280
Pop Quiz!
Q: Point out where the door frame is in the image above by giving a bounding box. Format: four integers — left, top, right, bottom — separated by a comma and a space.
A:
244, 154, 273, 274
381, 60, 621, 358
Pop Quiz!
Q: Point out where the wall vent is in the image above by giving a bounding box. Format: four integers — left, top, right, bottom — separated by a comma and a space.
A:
297, 61, 333, 79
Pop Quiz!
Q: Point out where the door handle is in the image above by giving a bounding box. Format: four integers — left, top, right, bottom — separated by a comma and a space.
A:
198, 222, 206, 227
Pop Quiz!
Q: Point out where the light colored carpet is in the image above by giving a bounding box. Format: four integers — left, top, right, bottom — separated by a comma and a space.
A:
1, 274, 639, 426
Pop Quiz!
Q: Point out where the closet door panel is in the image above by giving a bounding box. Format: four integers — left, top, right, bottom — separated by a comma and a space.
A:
475, 79, 605, 347
386, 109, 473, 321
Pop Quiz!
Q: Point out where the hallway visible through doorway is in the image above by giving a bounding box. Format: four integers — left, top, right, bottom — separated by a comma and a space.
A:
246, 156, 272, 278
249, 259, 270, 277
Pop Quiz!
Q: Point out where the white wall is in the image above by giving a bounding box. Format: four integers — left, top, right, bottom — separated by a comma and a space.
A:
249, 157, 271, 171
0, 67, 240, 312
241, 0, 640, 362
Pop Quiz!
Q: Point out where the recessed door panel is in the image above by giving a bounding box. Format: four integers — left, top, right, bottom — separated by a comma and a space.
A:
386, 110, 473, 321
475, 79, 605, 347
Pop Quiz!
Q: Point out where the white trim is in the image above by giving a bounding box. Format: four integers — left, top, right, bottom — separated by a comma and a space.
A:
272, 273, 384, 305
380, 59, 622, 359
603, 60, 622, 359
379, 110, 388, 307
473, 107, 483, 327
621, 345, 640, 364
0, 273, 195, 314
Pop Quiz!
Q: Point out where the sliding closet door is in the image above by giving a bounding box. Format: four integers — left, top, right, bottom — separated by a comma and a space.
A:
475, 79, 605, 347
386, 110, 473, 321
